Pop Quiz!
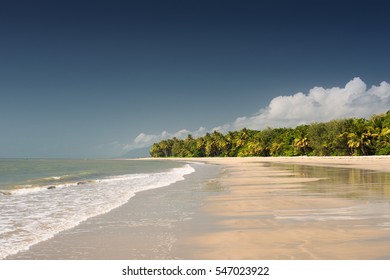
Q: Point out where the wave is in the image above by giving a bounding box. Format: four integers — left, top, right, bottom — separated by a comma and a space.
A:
25, 171, 98, 185
0, 164, 195, 259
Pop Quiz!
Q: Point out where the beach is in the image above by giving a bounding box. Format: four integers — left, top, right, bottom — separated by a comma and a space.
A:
174, 156, 390, 259
5, 156, 390, 259
5, 161, 221, 259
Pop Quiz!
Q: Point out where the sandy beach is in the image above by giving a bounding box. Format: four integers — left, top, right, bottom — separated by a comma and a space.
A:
172, 156, 390, 259
7, 156, 390, 260
178, 155, 390, 173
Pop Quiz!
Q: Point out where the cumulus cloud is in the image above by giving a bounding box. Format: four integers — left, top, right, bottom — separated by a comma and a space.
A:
124, 78, 390, 150
229, 77, 390, 131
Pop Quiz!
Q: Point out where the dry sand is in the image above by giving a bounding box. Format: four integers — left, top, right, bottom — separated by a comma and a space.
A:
176, 155, 390, 173
171, 156, 390, 259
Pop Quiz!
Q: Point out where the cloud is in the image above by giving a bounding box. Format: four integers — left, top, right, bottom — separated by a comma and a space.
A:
125, 78, 390, 150
228, 77, 390, 131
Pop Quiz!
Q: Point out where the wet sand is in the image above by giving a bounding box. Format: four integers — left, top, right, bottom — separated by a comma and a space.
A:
7, 156, 390, 259
174, 157, 390, 259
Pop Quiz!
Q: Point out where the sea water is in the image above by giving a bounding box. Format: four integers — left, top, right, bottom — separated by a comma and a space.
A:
0, 159, 195, 259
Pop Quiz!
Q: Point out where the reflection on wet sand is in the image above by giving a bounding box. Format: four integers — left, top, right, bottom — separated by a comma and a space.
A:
178, 160, 390, 260
285, 164, 390, 200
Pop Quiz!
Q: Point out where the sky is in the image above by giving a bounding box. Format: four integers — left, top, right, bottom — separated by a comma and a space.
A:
1, 0, 390, 158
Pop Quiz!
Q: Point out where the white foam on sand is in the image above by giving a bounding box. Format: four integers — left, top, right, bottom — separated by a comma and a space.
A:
0, 164, 195, 259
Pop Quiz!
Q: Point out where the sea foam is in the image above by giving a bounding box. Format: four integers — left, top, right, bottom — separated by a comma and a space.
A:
0, 164, 195, 259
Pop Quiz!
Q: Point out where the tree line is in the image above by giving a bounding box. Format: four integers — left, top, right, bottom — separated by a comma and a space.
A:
149, 111, 390, 157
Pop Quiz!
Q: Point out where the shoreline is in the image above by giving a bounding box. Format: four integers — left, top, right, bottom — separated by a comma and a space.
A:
6, 162, 221, 260
7, 156, 390, 259
139, 155, 390, 173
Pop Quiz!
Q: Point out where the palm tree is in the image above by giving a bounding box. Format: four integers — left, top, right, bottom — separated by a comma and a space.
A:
247, 139, 264, 156
293, 125, 310, 155
346, 132, 361, 155
149, 143, 163, 157
234, 128, 249, 155
345, 118, 377, 155
204, 133, 218, 157
158, 140, 171, 157
211, 131, 228, 156
195, 137, 206, 157
294, 137, 310, 155
376, 127, 390, 155
225, 131, 237, 156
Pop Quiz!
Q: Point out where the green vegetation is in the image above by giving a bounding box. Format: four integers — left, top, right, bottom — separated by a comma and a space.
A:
150, 111, 390, 157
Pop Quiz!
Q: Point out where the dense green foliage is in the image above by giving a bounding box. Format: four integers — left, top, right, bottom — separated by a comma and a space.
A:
150, 111, 390, 157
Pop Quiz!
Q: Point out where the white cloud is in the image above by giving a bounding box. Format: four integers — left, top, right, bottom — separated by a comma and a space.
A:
124, 78, 390, 150
227, 77, 390, 131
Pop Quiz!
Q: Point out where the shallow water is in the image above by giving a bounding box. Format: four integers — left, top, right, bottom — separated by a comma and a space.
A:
0, 159, 194, 259
6, 162, 221, 259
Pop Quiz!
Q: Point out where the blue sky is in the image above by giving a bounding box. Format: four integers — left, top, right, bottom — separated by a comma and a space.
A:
1, 0, 390, 158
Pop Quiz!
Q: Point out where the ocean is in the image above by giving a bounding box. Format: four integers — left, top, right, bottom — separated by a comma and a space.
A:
0, 158, 196, 259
